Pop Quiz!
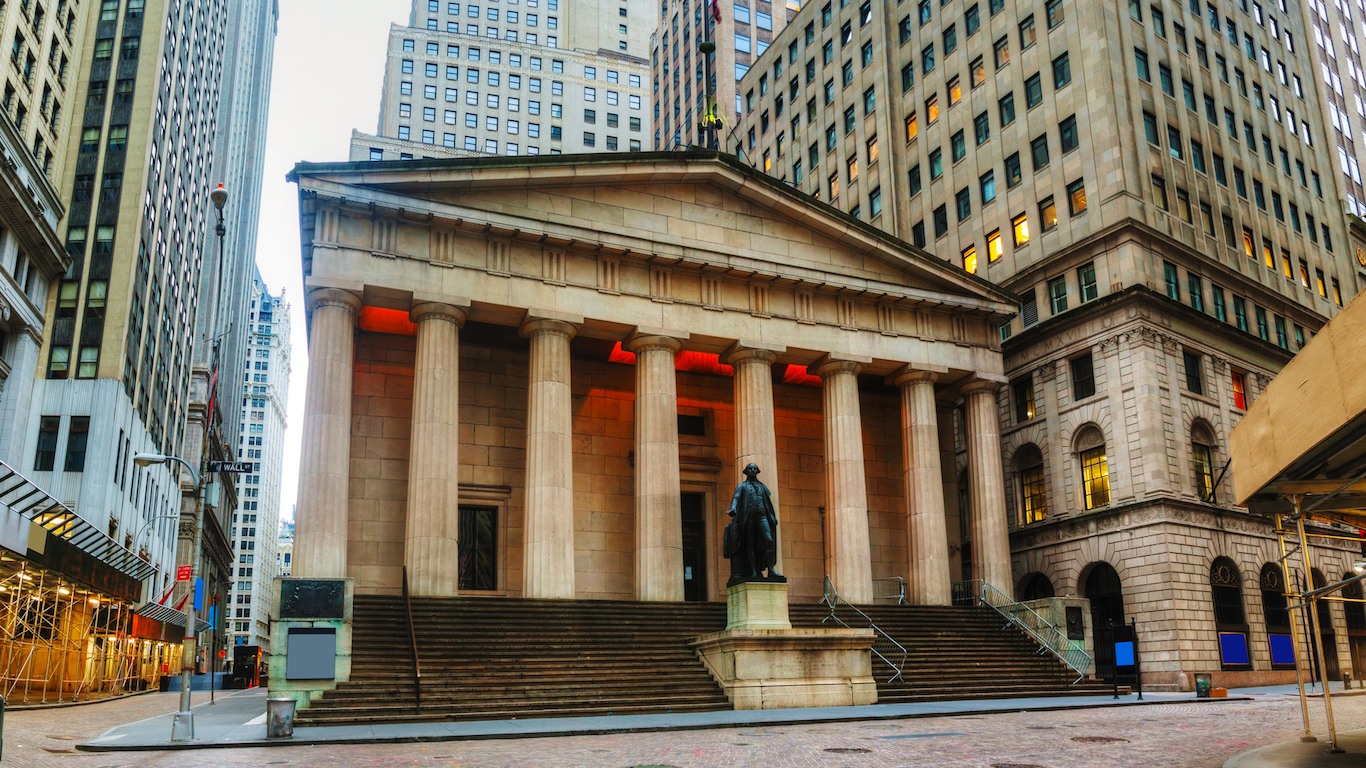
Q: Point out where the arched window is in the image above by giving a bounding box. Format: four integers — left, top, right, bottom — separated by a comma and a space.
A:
1211, 557, 1251, 669
1015, 444, 1046, 524
1310, 568, 1341, 679
1083, 562, 1124, 682
1192, 422, 1217, 503
1020, 572, 1055, 601
1261, 563, 1296, 669
1340, 574, 1365, 631
1075, 426, 1110, 510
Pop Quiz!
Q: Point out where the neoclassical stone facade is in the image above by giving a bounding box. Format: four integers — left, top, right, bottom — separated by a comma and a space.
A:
288, 151, 1019, 608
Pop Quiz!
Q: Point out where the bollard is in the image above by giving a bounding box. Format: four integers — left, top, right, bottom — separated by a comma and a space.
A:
266, 697, 297, 739
1343, 671, 1352, 691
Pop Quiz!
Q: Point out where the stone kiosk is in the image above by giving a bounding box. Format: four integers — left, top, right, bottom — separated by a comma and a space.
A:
691, 464, 877, 709
281, 151, 1020, 710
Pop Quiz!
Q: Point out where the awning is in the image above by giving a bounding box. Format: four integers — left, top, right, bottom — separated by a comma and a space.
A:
0, 460, 159, 582
135, 601, 212, 635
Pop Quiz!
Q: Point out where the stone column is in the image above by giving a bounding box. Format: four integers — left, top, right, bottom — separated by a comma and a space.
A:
405, 301, 469, 597
894, 368, 951, 606
630, 330, 687, 602
723, 341, 786, 572
814, 355, 873, 605
963, 378, 1012, 590
520, 310, 581, 599
294, 288, 361, 579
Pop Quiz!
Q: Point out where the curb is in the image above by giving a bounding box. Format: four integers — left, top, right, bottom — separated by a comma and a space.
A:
76, 694, 1250, 752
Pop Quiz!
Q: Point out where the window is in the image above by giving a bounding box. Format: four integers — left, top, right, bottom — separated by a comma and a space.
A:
1184, 350, 1204, 395
1072, 353, 1096, 399
1059, 115, 1077, 152
1067, 179, 1086, 215
951, 130, 966, 162
458, 506, 497, 590
1005, 152, 1021, 187
1039, 197, 1057, 231
994, 36, 1009, 69
1135, 48, 1150, 81
1012, 212, 1029, 245
998, 92, 1015, 126
1013, 377, 1036, 422
1048, 276, 1067, 313
980, 170, 995, 203
987, 230, 1003, 263
1164, 261, 1180, 300
1234, 296, 1248, 332
64, 417, 89, 472
1024, 73, 1042, 108
1078, 263, 1097, 302
974, 111, 990, 145
1019, 14, 1035, 48
1077, 427, 1110, 509
1151, 174, 1168, 210
962, 245, 977, 274
1231, 371, 1247, 410
1143, 111, 1158, 144
1052, 52, 1070, 88
1017, 445, 1047, 524
933, 205, 948, 237
1030, 135, 1049, 170
929, 148, 943, 179
35, 416, 59, 471
956, 187, 971, 220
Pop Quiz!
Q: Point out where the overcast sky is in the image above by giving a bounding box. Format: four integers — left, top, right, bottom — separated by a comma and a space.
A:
254, 0, 410, 528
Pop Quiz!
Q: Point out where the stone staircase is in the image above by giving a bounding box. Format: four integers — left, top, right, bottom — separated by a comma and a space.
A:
293, 595, 1107, 726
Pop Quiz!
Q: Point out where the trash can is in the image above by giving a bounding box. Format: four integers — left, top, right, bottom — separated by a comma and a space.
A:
1195, 673, 1213, 698
266, 697, 297, 739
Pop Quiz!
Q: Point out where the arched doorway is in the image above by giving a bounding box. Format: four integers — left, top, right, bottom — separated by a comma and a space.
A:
1261, 563, 1295, 669
1310, 568, 1341, 680
1020, 572, 1055, 601
1210, 557, 1250, 669
1341, 573, 1366, 678
1083, 562, 1124, 682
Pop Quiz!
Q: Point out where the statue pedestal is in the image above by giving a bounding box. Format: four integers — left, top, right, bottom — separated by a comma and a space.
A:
727, 581, 792, 630
691, 582, 877, 710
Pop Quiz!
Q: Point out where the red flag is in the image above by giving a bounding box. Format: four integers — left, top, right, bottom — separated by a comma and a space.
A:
710, 0, 720, 22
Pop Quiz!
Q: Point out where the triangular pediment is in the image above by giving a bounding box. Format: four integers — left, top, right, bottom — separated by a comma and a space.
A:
293, 151, 1017, 315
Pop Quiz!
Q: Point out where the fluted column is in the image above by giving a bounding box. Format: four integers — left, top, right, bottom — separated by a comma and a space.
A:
630, 331, 686, 602
722, 341, 785, 572
895, 368, 951, 606
963, 378, 1012, 590
294, 288, 361, 579
520, 311, 581, 599
814, 355, 873, 604
405, 302, 469, 596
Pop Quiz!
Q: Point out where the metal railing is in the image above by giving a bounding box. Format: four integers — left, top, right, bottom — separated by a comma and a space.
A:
401, 566, 422, 711
953, 579, 1091, 683
873, 576, 907, 605
820, 576, 907, 683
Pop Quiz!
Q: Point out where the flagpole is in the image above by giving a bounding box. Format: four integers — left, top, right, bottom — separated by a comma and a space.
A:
698, 0, 721, 149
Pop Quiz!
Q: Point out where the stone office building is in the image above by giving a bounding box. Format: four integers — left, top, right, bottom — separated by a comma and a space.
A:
287, 150, 1021, 613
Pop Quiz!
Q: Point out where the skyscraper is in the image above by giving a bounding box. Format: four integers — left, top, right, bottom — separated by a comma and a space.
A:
732, 0, 1366, 688
649, 0, 801, 151
227, 273, 290, 648
1297, 0, 1366, 221
353, 0, 654, 161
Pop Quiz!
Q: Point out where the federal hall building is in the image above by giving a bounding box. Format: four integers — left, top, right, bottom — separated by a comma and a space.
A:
286, 150, 1364, 704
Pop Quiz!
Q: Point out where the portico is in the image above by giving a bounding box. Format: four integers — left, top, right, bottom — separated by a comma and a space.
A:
289, 151, 1018, 606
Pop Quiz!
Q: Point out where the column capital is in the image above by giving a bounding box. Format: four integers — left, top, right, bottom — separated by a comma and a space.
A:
812, 352, 871, 379
410, 301, 469, 326
627, 326, 688, 354
306, 287, 362, 314
519, 308, 583, 340
721, 339, 785, 366
961, 374, 1009, 396
890, 364, 947, 388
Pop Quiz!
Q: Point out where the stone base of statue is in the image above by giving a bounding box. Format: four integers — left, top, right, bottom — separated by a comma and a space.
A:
690, 581, 877, 710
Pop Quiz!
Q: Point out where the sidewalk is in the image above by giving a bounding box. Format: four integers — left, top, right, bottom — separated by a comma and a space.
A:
1225, 728, 1366, 768
77, 686, 1244, 752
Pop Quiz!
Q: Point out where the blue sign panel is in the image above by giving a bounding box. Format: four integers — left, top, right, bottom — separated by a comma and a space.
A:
1269, 633, 1296, 666
1115, 640, 1135, 667
1219, 631, 1251, 666
194, 577, 204, 612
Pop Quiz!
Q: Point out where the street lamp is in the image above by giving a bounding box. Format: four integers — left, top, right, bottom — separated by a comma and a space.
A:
136, 452, 204, 741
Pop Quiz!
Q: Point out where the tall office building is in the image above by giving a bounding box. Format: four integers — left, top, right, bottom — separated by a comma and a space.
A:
733, 0, 1366, 688
353, 0, 652, 161
277, 517, 292, 578
649, 0, 800, 151
1298, 0, 1366, 221
0, 0, 89, 468
227, 274, 290, 648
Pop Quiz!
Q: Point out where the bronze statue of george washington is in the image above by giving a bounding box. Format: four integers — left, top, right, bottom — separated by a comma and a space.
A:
724, 463, 784, 585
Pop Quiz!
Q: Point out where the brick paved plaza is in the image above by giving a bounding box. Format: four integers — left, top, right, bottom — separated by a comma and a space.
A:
2, 691, 1360, 767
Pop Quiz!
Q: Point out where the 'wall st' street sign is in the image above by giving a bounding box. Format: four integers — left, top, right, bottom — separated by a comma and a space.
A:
208, 461, 253, 474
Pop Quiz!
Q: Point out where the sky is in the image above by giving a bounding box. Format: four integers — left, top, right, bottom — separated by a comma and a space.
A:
254, 0, 411, 527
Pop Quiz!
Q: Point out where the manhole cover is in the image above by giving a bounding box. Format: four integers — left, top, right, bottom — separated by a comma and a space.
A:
731, 742, 752, 746
824, 747, 873, 754
993, 763, 1048, 768
46, 735, 76, 740
1071, 736, 1130, 744
42, 748, 76, 754
1026, 726, 1057, 730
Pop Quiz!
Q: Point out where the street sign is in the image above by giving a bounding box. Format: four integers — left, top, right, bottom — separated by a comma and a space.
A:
208, 461, 253, 474
176, 565, 192, 581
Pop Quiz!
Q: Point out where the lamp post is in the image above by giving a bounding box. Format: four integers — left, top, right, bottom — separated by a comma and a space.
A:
134, 453, 201, 741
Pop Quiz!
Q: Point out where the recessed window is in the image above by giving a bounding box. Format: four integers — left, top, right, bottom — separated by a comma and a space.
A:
1072, 353, 1096, 399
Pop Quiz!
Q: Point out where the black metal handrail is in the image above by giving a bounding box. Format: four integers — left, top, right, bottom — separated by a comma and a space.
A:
402, 566, 422, 710
820, 576, 907, 683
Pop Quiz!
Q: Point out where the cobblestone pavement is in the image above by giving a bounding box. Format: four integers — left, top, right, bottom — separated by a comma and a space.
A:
3, 692, 1362, 767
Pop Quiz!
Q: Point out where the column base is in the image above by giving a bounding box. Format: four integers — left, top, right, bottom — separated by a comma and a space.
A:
689, 628, 878, 710
726, 580, 792, 630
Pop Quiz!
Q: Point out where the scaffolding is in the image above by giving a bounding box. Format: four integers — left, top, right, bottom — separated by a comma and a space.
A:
0, 560, 179, 705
